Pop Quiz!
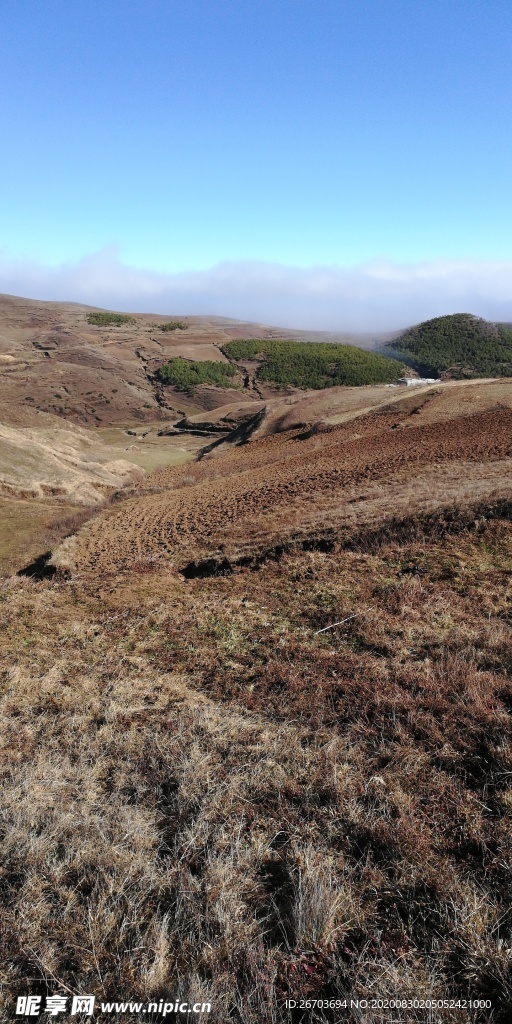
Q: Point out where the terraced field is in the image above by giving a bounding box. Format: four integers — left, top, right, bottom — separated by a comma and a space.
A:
66, 387, 512, 575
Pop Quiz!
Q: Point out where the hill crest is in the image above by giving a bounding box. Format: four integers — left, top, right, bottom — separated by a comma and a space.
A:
385, 312, 512, 378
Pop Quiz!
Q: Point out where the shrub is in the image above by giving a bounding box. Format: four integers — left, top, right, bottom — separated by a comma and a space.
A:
86, 312, 136, 327
159, 321, 187, 331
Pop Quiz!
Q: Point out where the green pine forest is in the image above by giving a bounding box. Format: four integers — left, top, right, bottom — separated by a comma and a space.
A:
386, 313, 512, 378
221, 339, 404, 389
155, 314, 512, 396
155, 357, 237, 393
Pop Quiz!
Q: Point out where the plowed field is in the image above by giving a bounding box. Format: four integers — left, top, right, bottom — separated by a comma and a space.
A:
68, 396, 512, 575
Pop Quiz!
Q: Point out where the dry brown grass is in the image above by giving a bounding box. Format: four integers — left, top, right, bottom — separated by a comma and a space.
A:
1, 517, 511, 1022
3, 295, 512, 1021
65, 404, 512, 576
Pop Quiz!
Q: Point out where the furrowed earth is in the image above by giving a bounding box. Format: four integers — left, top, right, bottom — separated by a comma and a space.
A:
1, 296, 511, 1023
59, 381, 512, 577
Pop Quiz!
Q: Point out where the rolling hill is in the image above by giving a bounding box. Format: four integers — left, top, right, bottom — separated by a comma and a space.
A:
55, 378, 512, 577
0, 292, 393, 428
385, 312, 512, 378
2, 294, 512, 1021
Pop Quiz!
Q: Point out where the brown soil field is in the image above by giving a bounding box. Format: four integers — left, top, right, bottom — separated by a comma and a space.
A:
65, 384, 512, 576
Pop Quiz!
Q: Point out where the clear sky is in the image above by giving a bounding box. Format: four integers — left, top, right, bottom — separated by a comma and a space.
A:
1, 0, 512, 328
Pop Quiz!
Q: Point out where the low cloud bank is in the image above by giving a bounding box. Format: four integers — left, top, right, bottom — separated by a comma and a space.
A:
1, 247, 512, 331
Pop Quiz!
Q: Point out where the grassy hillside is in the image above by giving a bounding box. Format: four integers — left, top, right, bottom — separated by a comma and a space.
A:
155, 357, 237, 393
386, 313, 512, 378
2, 513, 512, 1020
222, 338, 404, 389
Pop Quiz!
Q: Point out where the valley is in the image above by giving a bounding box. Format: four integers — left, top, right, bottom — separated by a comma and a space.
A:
1, 295, 512, 1022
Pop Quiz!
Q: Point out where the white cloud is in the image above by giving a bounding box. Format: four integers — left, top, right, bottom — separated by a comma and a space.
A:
1, 246, 512, 332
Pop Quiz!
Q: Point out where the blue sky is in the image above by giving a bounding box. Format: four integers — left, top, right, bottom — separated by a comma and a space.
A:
1, 0, 512, 328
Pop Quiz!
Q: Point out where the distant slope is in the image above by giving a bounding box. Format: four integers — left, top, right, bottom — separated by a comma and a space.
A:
0, 420, 142, 503
222, 338, 404, 388
385, 313, 512, 378
0, 293, 397, 427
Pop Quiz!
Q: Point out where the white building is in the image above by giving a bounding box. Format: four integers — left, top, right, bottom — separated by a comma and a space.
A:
397, 377, 440, 386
